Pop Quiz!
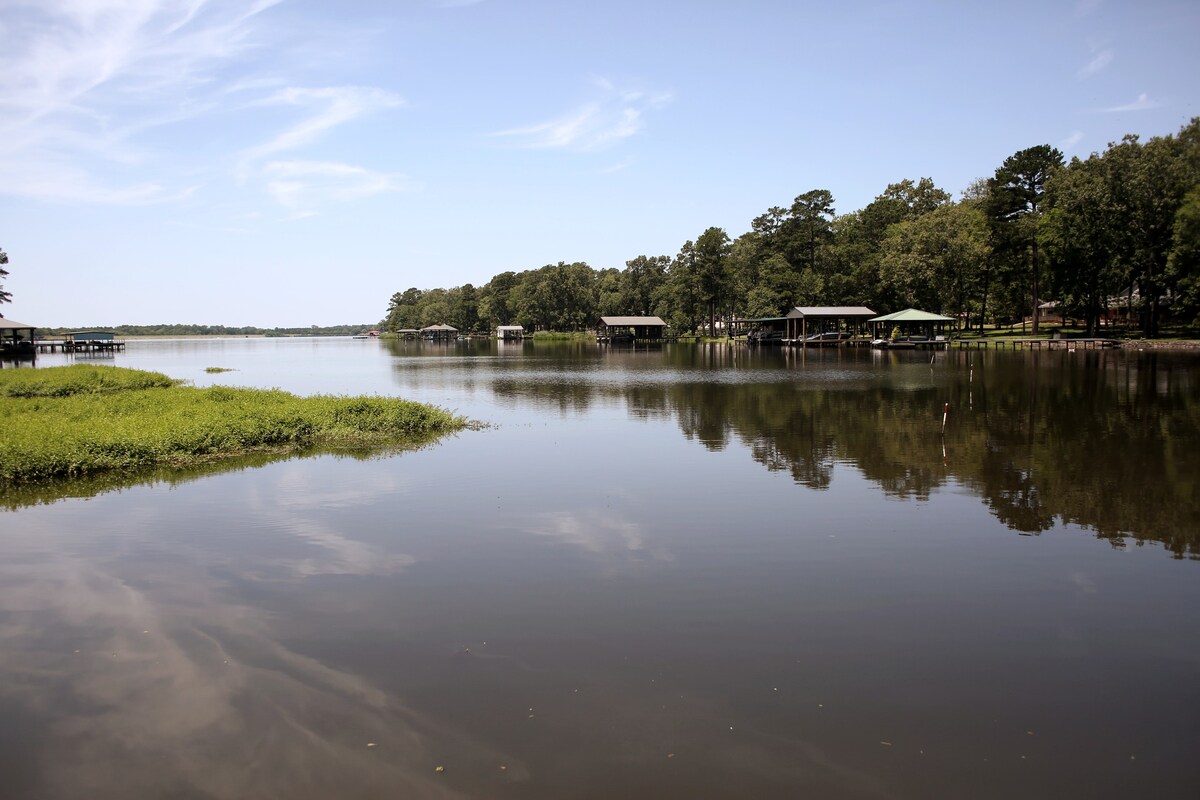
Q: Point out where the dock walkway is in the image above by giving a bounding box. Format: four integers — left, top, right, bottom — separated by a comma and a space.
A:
953, 338, 1118, 351
34, 339, 127, 354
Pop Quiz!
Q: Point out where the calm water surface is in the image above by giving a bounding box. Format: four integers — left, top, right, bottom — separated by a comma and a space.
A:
2, 338, 1199, 799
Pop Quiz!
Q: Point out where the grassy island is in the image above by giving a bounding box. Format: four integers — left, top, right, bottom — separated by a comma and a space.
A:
0, 365, 468, 482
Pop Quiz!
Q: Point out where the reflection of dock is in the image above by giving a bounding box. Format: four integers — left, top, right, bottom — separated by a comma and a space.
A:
782, 337, 875, 348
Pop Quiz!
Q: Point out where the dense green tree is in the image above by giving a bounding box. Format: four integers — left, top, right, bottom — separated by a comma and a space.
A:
828, 179, 950, 308
450, 283, 480, 332
510, 262, 597, 331
693, 227, 732, 335
479, 271, 520, 328
620, 255, 670, 316
781, 189, 836, 275
987, 145, 1064, 335
1105, 122, 1199, 336
658, 240, 706, 334
1044, 155, 1124, 336
0, 247, 10, 306
596, 268, 623, 316
383, 287, 423, 331
1167, 184, 1200, 322
878, 201, 988, 322
418, 287, 451, 327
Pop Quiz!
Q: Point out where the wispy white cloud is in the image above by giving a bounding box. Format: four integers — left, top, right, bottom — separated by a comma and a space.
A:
1101, 93, 1161, 113
239, 87, 404, 167
0, 0, 405, 213
490, 79, 672, 151
1077, 49, 1113, 79
262, 160, 413, 214
597, 159, 633, 175
0, 0, 283, 203
1060, 131, 1085, 150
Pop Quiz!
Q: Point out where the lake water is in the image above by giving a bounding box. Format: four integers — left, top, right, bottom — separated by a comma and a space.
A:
2, 338, 1199, 799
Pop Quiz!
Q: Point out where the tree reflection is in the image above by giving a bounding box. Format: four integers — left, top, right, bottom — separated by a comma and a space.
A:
495, 347, 1200, 558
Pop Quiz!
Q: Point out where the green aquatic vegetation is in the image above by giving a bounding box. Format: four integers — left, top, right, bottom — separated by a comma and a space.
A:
0, 364, 176, 397
0, 366, 467, 482
204, 366, 235, 373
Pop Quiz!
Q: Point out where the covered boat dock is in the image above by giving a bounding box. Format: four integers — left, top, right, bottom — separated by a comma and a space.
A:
869, 308, 955, 349
784, 306, 876, 346
0, 317, 37, 359
596, 316, 667, 344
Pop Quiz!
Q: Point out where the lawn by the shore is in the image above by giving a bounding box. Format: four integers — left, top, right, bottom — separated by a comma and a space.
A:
0, 365, 468, 482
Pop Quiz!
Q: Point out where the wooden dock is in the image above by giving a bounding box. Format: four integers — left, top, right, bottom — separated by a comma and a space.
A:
952, 337, 1118, 351
34, 339, 127, 354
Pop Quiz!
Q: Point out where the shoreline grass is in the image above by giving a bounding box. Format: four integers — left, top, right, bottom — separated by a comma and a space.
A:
0, 365, 469, 483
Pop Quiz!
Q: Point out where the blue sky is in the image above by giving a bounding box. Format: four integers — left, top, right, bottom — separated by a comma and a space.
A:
2, 0, 1198, 327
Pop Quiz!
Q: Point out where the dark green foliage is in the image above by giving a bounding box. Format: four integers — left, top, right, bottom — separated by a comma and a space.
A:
0, 247, 9, 305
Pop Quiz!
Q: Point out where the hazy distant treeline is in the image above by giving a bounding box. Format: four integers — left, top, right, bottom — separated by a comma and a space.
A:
37, 324, 372, 337
384, 118, 1200, 338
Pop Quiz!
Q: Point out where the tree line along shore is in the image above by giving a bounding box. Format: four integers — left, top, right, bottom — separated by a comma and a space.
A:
383, 119, 1200, 341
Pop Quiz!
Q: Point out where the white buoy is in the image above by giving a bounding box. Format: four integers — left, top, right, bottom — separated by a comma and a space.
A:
942, 402, 949, 433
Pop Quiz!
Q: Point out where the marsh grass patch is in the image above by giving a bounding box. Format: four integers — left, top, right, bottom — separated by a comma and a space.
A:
0, 365, 468, 483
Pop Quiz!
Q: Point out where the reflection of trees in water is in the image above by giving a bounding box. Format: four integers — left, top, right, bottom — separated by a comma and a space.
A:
624, 352, 1200, 558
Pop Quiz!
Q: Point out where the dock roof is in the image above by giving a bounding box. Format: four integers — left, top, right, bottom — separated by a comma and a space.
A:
420, 323, 458, 331
868, 308, 956, 323
786, 306, 876, 318
0, 318, 37, 330
599, 316, 666, 326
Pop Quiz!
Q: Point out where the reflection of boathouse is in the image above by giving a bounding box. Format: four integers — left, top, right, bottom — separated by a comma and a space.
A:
420, 323, 458, 341
596, 316, 667, 344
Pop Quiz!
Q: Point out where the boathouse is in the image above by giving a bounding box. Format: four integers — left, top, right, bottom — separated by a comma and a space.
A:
497, 325, 525, 340
730, 316, 788, 344
421, 323, 458, 341
868, 308, 956, 345
596, 316, 667, 343
784, 306, 876, 343
0, 317, 37, 358
66, 330, 115, 343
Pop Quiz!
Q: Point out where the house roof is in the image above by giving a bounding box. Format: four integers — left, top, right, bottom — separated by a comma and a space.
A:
497, 325, 525, 330
868, 308, 956, 323
599, 316, 667, 326
0, 318, 37, 330
786, 306, 876, 318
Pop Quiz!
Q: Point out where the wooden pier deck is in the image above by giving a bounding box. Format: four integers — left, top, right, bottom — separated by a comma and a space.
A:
952, 337, 1119, 351
761, 336, 1119, 351
34, 339, 127, 354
